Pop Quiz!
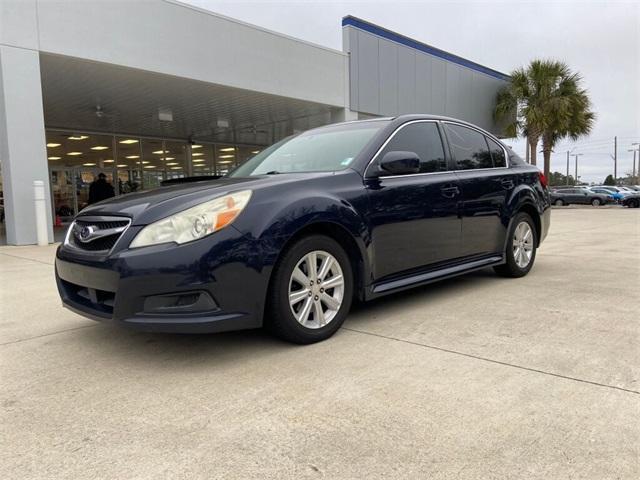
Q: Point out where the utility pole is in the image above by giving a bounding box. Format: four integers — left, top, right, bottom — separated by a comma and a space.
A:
614, 136, 617, 184
573, 154, 583, 185
566, 150, 570, 185
632, 142, 640, 184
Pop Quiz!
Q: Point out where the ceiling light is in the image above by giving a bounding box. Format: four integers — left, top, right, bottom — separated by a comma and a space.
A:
192, 159, 205, 163
67, 152, 83, 156
141, 161, 150, 164
251, 150, 260, 154
192, 152, 204, 157
170, 167, 182, 170
126, 155, 139, 159
144, 165, 156, 169
218, 160, 234, 164
191, 144, 202, 149
117, 164, 128, 168
152, 150, 169, 154
83, 163, 96, 166
219, 154, 234, 159
219, 147, 235, 152
47, 143, 61, 148
103, 160, 115, 163
166, 162, 179, 166
68, 135, 89, 140
91, 146, 109, 151
119, 139, 138, 144
164, 157, 175, 161
48, 156, 61, 160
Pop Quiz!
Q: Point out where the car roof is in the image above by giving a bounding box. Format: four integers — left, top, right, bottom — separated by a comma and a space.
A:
334, 114, 506, 141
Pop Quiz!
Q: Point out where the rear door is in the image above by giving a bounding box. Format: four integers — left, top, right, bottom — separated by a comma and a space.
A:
365, 121, 462, 280
443, 122, 514, 258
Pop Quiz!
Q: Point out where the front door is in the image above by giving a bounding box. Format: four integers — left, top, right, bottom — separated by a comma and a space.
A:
365, 121, 462, 281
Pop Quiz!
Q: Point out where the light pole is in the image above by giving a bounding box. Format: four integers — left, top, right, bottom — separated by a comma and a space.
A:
573, 153, 583, 184
632, 142, 640, 184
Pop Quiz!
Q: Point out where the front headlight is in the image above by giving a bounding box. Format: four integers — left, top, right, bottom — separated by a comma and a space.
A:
130, 190, 252, 248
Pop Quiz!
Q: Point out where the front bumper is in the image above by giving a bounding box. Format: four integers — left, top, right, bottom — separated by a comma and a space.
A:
55, 226, 269, 333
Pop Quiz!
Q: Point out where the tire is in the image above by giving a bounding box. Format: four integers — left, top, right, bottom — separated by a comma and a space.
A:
494, 212, 538, 278
629, 199, 639, 208
591, 198, 602, 207
266, 235, 353, 344
554, 199, 564, 206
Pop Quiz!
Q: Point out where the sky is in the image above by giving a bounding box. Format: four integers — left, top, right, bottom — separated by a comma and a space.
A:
185, 0, 639, 183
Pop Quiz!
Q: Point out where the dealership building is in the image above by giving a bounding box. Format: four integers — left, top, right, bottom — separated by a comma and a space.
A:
0, 0, 509, 245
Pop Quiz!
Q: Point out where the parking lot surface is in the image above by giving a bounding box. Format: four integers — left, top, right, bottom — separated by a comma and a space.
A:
1, 208, 639, 479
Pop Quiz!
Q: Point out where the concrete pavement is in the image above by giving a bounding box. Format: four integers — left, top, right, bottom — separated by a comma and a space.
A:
1, 208, 639, 479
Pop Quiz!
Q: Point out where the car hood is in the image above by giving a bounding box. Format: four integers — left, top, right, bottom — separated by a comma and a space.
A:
76, 173, 331, 225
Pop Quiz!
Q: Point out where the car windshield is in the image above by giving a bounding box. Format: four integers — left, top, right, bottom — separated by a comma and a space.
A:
228, 120, 389, 177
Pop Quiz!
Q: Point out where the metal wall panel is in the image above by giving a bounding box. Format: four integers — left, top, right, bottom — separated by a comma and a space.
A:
343, 19, 509, 134
398, 48, 416, 113
355, 31, 381, 115
379, 41, 399, 115
414, 53, 432, 113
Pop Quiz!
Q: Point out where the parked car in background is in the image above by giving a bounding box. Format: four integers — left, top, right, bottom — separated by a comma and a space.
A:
55, 115, 551, 344
589, 187, 623, 202
622, 194, 640, 208
550, 187, 610, 206
594, 186, 634, 198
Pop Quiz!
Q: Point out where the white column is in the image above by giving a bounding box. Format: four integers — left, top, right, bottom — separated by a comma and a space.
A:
0, 45, 53, 244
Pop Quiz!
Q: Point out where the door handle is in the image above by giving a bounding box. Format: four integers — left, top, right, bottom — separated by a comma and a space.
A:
495, 177, 514, 189
440, 185, 460, 198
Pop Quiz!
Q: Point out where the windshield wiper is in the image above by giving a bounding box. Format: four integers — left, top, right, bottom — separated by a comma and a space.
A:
264, 171, 281, 175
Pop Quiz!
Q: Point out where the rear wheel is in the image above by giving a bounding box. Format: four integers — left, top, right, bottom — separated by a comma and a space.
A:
554, 199, 564, 206
494, 212, 538, 278
266, 235, 353, 344
628, 199, 639, 208
591, 197, 602, 206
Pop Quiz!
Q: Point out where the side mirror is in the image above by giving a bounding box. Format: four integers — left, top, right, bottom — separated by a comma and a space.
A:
378, 151, 421, 176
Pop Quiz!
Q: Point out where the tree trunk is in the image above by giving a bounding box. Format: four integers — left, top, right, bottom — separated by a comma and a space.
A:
528, 136, 539, 166
543, 149, 552, 179
542, 136, 553, 179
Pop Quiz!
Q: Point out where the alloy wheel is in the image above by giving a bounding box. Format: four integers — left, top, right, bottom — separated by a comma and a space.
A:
288, 250, 345, 329
512, 221, 534, 269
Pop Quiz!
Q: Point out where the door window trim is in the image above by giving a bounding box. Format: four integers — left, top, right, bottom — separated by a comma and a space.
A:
364, 119, 510, 179
363, 119, 449, 179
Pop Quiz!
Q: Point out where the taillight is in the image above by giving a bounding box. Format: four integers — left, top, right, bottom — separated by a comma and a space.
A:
538, 171, 548, 189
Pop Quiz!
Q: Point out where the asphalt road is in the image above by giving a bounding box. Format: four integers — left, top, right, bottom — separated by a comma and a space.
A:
1, 207, 638, 479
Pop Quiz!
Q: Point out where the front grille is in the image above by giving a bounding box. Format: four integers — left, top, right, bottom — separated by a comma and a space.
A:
66, 216, 130, 253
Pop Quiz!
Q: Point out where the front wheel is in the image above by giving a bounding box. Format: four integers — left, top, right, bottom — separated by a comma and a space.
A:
628, 199, 639, 208
591, 198, 602, 206
266, 235, 353, 344
494, 212, 538, 278
554, 199, 564, 206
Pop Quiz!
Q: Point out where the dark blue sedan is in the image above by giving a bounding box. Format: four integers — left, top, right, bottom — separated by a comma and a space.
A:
56, 115, 551, 343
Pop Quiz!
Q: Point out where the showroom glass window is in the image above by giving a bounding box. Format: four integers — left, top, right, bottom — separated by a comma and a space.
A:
445, 124, 494, 170
379, 122, 447, 173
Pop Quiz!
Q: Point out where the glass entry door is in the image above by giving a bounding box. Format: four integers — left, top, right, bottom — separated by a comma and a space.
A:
49, 167, 117, 224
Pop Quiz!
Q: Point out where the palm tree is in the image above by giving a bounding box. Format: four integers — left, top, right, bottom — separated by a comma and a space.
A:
495, 60, 595, 178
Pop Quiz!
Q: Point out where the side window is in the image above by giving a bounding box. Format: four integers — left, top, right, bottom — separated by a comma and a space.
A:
380, 122, 447, 174
444, 124, 493, 170
487, 137, 506, 167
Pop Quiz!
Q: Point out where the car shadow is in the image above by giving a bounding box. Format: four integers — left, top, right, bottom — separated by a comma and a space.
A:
70, 268, 502, 368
